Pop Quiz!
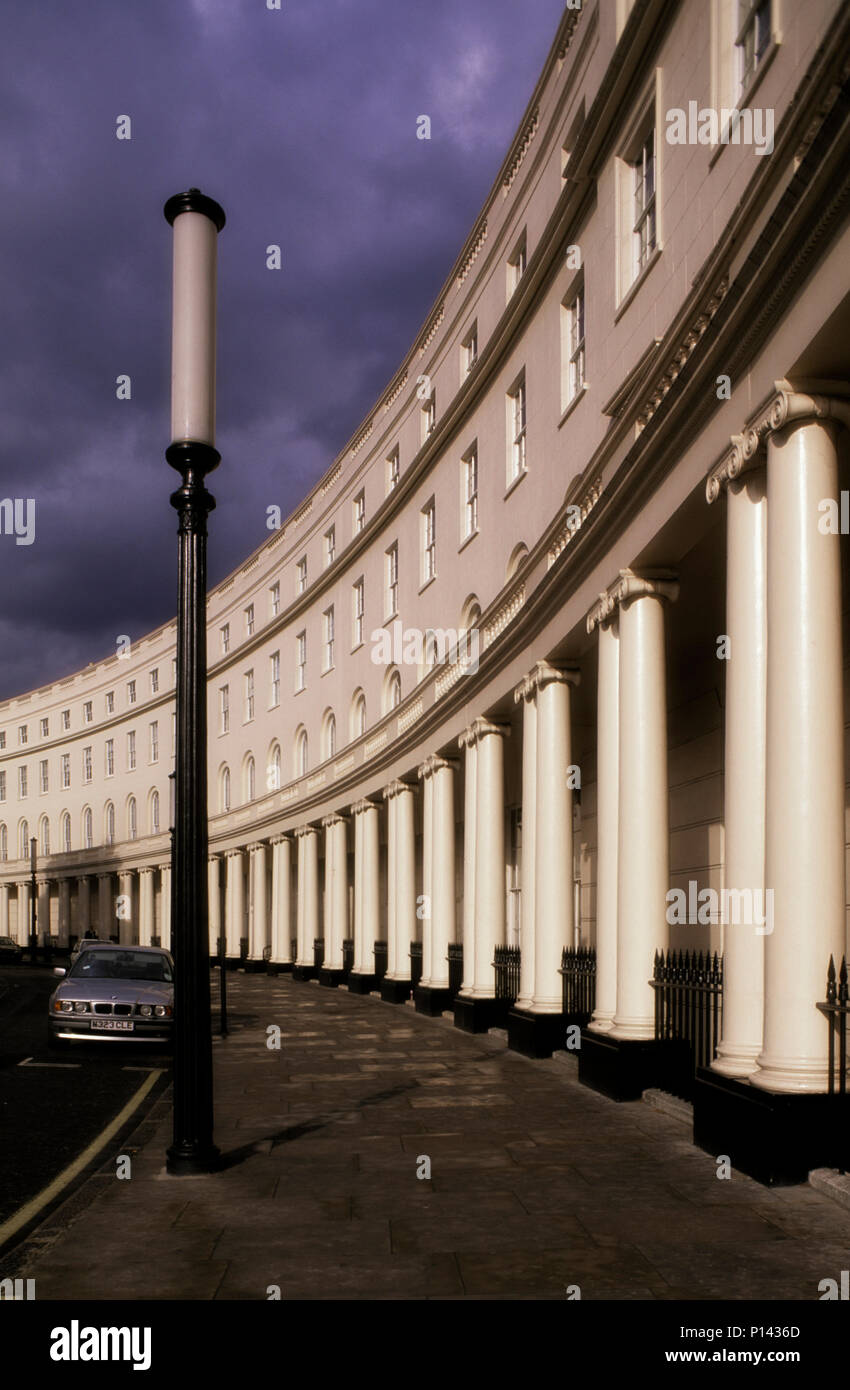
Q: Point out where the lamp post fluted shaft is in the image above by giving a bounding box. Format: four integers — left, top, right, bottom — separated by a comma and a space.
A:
163, 188, 225, 1176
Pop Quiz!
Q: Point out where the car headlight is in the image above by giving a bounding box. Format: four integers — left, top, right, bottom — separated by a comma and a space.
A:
154, 1005, 172, 1017
55, 1000, 74, 1013
74, 1001, 87, 1014
139, 1005, 152, 1017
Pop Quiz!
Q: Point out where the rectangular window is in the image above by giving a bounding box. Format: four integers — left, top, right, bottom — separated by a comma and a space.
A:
421, 499, 436, 585
386, 542, 399, 618
82, 748, 92, 784
421, 393, 436, 443
270, 581, 280, 617
18, 766, 28, 798
632, 127, 656, 279
507, 231, 527, 296
150, 721, 159, 762
352, 577, 364, 649
221, 623, 230, 655
127, 731, 136, 771
353, 491, 366, 535
171, 656, 177, 683
105, 739, 114, 777
386, 447, 400, 495
244, 670, 255, 722
220, 685, 230, 735
18, 725, 27, 745
296, 632, 306, 692
39, 759, 48, 793
324, 527, 335, 568
507, 375, 527, 483
323, 607, 335, 671
171, 710, 176, 755
150, 668, 159, 694
105, 692, 114, 715
296, 556, 308, 594
128, 680, 136, 705
270, 651, 280, 708
0, 731, 6, 748
462, 322, 478, 377
462, 444, 479, 540
245, 604, 255, 637
40, 717, 49, 738
0, 771, 6, 802
563, 284, 586, 406
61, 753, 70, 789
736, 0, 771, 93
62, 711, 70, 731
83, 702, 92, 725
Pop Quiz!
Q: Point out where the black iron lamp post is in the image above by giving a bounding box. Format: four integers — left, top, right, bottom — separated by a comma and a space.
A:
29, 837, 37, 963
163, 187, 226, 1176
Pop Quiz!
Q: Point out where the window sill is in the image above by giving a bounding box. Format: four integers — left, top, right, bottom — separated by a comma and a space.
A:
504, 467, 527, 501
418, 576, 436, 596
383, 611, 399, 628
351, 640, 364, 655
614, 245, 662, 322
321, 665, 335, 677
458, 528, 479, 554
708, 43, 779, 170
558, 384, 588, 428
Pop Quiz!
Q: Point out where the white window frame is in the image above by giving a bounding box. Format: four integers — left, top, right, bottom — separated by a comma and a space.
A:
324, 527, 336, 568
421, 393, 436, 444
61, 710, 70, 731
82, 748, 92, 785
296, 556, 308, 594
245, 604, 255, 638
39, 759, 48, 794
421, 499, 436, 586
270, 651, 280, 708
386, 542, 399, 619
150, 668, 159, 694
353, 491, 366, 535
40, 717, 49, 738
128, 680, 136, 706
296, 632, 307, 692
323, 606, 335, 672
220, 685, 230, 735
150, 721, 159, 763
352, 578, 365, 649
507, 230, 527, 297
462, 443, 479, 541
221, 623, 230, 654
270, 581, 280, 617
386, 447, 400, 495
244, 669, 255, 723
105, 739, 114, 777
507, 373, 527, 485
562, 280, 586, 408
462, 322, 478, 378
127, 730, 136, 772
18, 766, 28, 798
61, 754, 70, 790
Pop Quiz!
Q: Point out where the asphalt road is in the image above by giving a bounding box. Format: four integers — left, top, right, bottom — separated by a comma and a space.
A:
0, 966, 171, 1233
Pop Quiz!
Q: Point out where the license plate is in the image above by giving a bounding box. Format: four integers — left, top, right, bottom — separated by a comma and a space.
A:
91, 1019, 134, 1032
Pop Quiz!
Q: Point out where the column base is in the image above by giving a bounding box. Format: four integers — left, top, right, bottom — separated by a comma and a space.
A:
381, 977, 413, 1005
292, 963, 316, 982
319, 967, 346, 988
453, 995, 506, 1033
578, 1029, 672, 1101
347, 971, 375, 995
244, 958, 267, 974
693, 1066, 850, 1185
414, 984, 452, 1016
508, 1008, 567, 1059
266, 961, 293, 976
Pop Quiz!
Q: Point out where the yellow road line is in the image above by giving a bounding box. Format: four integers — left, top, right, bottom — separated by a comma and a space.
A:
0, 1068, 164, 1250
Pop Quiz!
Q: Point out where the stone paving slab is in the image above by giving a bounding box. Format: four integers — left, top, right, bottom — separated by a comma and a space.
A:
9, 972, 850, 1301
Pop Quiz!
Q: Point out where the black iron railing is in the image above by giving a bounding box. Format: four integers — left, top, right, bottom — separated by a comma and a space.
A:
239, 937, 249, 960
651, 949, 723, 1101
373, 939, 388, 984
448, 943, 463, 999
559, 946, 596, 1024
313, 937, 325, 971
817, 955, 849, 1096
342, 938, 354, 977
410, 941, 423, 989
494, 945, 521, 1003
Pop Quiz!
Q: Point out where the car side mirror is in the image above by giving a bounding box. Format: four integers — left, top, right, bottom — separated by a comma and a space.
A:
52, 967, 66, 977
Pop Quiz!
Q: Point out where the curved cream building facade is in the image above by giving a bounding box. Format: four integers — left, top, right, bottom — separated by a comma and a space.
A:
4, 0, 850, 1179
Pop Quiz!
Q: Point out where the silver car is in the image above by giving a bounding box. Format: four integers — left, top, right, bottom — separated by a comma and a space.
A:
48, 944, 174, 1047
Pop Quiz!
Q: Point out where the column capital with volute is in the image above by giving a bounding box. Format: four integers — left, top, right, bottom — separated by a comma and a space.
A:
457, 717, 510, 751
513, 660, 580, 704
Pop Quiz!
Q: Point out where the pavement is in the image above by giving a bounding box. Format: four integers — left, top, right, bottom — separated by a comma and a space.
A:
5, 971, 850, 1301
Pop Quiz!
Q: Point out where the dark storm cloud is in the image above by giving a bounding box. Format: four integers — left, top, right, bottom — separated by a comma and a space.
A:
0, 0, 565, 700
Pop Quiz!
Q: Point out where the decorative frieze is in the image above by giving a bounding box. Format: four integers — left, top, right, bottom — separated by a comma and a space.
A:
382, 368, 409, 413
332, 754, 355, 777
348, 421, 374, 458
291, 498, 313, 528
397, 698, 423, 734
503, 108, 539, 194
320, 462, 343, 493
482, 583, 526, 650
456, 218, 488, 287
418, 302, 445, 355
435, 657, 467, 700
306, 772, 326, 791
364, 730, 388, 758
548, 476, 603, 566
635, 277, 729, 435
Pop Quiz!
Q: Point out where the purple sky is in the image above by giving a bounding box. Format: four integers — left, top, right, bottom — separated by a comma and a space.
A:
0, 0, 565, 701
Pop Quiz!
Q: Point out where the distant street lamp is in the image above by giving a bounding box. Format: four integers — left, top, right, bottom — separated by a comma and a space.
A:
29, 837, 37, 963
163, 188, 226, 1176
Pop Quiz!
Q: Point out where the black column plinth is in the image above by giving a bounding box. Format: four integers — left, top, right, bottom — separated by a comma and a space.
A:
577, 1028, 671, 1101
693, 1066, 850, 1186
266, 961, 293, 976
347, 972, 375, 995
414, 984, 452, 1016
319, 967, 346, 988
508, 1008, 568, 1059
292, 963, 315, 982
453, 995, 506, 1033
381, 977, 412, 1005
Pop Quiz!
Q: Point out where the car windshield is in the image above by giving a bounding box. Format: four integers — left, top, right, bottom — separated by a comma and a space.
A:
69, 951, 173, 983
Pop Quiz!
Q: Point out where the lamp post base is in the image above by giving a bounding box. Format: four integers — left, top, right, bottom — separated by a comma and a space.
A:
166, 1142, 221, 1176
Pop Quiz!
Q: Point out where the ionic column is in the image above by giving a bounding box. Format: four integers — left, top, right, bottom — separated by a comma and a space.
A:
322, 815, 348, 973
0, 882, 12, 938
749, 386, 850, 1093
77, 877, 91, 939
295, 826, 319, 970
609, 570, 678, 1041
586, 605, 619, 1033
57, 879, 71, 947
224, 849, 244, 958
208, 855, 222, 955
138, 868, 155, 947
534, 664, 580, 1011
351, 799, 379, 985
98, 873, 113, 941
417, 756, 457, 994
117, 870, 135, 946
17, 882, 31, 943
159, 864, 172, 951
459, 732, 477, 994
513, 680, 536, 1011
37, 879, 51, 947
458, 718, 510, 1000
706, 445, 768, 1077
248, 842, 268, 963
269, 836, 292, 965
383, 781, 416, 987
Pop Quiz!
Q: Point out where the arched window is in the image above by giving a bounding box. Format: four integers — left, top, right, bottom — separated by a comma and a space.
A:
128, 797, 137, 841
322, 711, 336, 761
0, 824, 8, 861
350, 690, 367, 741
459, 595, 482, 670
40, 816, 50, 856
295, 727, 308, 778
20, 820, 29, 860
62, 813, 71, 854
221, 767, 231, 813
267, 743, 281, 792
244, 756, 255, 803
105, 802, 115, 846
506, 543, 528, 580
384, 667, 402, 714
83, 809, 92, 851
151, 790, 160, 836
